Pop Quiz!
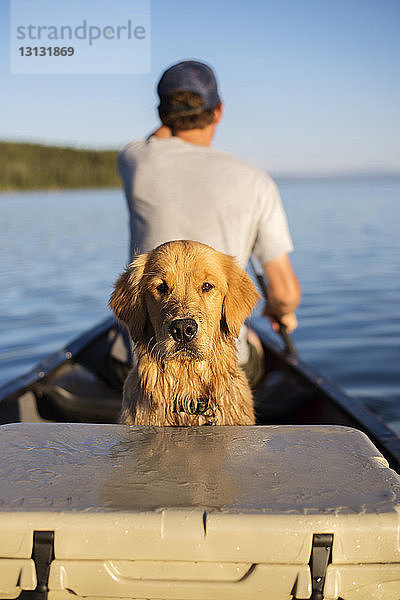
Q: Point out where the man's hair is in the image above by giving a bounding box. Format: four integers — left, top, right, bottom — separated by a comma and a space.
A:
158, 90, 220, 132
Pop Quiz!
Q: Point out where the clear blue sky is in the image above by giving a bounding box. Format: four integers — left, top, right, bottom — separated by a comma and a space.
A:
1, 0, 399, 175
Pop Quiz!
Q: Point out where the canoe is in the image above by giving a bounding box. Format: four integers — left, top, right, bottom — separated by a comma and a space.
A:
1, 315, 399, 472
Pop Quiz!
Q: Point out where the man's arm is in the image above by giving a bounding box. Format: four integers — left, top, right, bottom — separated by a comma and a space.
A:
263, 253, 301, 333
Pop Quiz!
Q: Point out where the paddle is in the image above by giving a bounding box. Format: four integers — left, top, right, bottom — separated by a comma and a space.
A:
249, 257, 297, 356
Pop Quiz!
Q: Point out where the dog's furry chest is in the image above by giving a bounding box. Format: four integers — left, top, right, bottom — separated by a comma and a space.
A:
122, 352, 254, 426
140, 357, 215, 414
139, 356, 212, 395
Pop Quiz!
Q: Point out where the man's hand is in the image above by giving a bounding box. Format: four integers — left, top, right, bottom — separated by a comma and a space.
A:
263, 307, 298, 333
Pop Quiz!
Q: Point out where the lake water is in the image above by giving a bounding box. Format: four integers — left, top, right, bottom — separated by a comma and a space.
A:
1, 180, 399, 433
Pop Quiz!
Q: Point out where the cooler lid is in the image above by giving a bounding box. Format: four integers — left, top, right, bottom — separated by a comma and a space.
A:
0, 423, 399, 567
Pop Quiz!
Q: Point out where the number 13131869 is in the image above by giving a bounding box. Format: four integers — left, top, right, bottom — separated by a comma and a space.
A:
18, 47, 75, 56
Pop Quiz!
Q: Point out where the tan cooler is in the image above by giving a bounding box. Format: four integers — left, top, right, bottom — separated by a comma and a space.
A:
0, 423, 399, 600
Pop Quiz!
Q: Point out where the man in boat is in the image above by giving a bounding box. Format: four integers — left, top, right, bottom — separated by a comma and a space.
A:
118, 60, 300, 386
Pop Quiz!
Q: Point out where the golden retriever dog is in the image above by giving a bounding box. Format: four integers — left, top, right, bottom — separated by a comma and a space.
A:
109, 240, 260, 426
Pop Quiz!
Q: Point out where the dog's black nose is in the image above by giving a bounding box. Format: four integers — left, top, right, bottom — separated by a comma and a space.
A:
169, 318, 198, 343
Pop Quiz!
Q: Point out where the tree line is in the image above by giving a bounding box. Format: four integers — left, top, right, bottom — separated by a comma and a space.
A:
0, 142, 120, 190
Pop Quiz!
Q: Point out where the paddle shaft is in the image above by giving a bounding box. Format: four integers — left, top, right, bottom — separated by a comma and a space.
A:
250, 258, 297, 356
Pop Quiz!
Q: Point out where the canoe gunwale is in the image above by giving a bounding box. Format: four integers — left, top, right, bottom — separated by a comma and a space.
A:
0, 317, 116, 405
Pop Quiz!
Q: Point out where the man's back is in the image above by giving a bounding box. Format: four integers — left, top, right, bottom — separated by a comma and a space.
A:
119, 136, 293, 268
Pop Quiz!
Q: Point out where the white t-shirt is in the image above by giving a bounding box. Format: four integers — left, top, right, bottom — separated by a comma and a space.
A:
118, 137, 293, 268
118, 136, 294, 363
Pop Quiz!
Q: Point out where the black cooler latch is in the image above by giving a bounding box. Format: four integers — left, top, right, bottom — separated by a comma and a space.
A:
18, 531, 55, 600
309, 533, 333, 600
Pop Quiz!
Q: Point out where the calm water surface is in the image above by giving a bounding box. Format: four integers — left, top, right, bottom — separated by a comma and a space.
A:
1, 180, 399, 432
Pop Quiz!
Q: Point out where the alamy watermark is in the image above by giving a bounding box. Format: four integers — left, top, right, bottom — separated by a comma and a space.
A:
10, 0, 150, 74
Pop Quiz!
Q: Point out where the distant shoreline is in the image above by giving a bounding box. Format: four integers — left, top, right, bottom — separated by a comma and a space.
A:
276, 173, 400, 187
1, 141, 399, 191
0, 141, 120, 191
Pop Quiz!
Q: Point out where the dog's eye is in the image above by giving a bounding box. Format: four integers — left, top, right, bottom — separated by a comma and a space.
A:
202, 282, 214, 292
156, 281, 168, 294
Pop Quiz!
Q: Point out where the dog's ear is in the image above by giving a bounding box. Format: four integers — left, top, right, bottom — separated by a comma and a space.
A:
109, 253, 149, 342
221, 258, 260, 338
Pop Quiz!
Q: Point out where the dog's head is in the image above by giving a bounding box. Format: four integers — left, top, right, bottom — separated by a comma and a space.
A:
110, 240, 260, 361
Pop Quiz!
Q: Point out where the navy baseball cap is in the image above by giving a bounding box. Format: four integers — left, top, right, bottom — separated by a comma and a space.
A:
157, 60, 221, 115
